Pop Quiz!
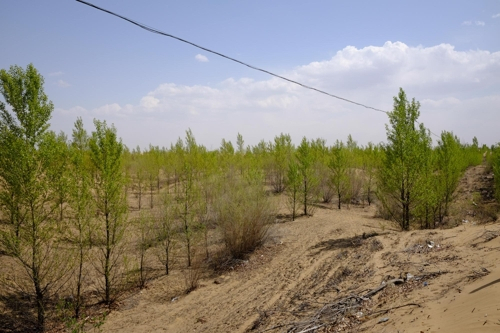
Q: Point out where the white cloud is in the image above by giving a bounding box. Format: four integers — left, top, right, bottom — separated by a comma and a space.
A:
195, 54, 209, 62
462, 20, 485, 26
56, 79, 71, 88
140, 95, 160, 109
492, 13, 500, 19
55, 42, 500, 148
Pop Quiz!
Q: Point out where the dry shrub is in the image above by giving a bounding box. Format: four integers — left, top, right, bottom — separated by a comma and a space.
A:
215, 174, 276, 260
346, 169, 364, 205
183, 263, 202, 294
367, 238, 383, 252
375, 196, 399, 221
475, 203, 499, 223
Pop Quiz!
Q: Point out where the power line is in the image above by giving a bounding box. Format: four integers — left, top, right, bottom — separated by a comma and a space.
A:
75, 0, 440, 138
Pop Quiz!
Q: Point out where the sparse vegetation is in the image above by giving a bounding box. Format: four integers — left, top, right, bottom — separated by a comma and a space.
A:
0, 65, 498, 331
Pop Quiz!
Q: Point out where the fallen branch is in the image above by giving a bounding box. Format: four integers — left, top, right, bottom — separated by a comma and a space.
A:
363, 279, 404, 298
370, 303, 421, 315
298, 324, 325, 333
413, 270, 448, 281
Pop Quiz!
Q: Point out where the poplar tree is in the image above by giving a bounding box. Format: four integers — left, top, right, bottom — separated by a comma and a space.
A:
286, 161, 301, 221
378, 88, 431, 230
0, 64, 69, 332
296, 137, 318, 216
435, 131, 462, 222
329, 140, 349, 209
269, 133, 293, 193
67, 117, 94, 318
89, 119, 128, 305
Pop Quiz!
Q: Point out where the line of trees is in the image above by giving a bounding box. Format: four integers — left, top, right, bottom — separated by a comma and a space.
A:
0, 64, 496, 331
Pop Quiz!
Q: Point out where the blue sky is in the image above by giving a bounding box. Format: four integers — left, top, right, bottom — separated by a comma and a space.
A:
1, 0, 499, 149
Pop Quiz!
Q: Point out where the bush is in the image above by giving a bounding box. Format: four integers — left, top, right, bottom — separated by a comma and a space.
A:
215, 174, 276, 259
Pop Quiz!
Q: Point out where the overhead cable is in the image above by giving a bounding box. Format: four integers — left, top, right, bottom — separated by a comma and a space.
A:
75, 0, 439, 138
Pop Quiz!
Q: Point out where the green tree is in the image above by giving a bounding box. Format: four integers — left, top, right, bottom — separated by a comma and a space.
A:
285, 160, 301, 221
435, 131, 462, 222
377, 88, 432, 230
269, 133, 293, 193
296, 137, 318, 216
0, 64, 69, 332
89, 119, 128, 305
329, 140, 349, 210
155, 192, 177, 275
67, 117, 94, 318
45, 131, 70, 222
492, 144, 500, 202
361, 142, 379, 206
177, 129, 203, 267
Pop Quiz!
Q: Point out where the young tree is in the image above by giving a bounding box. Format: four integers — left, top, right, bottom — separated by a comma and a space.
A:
89, 119, 128, 305
0, 64, 69, 332
135, 211, 155, 288
329, 140, 349, 209
155, 192, 177, 275
378, 88, 432, 230
492, 144, 500, 202
435, 131, 462, 222
361, 142, 379, 206
286, 160, 301, 221
45, 131, 70, 222
67, 117, 94, 318
269, 133, 293, 193
177, 129, 202, 267
296, 137, 318, 216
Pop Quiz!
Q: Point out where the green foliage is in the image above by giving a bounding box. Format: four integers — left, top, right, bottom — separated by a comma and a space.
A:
89, 119, 128, 305
135, 211, 155, 288
296, 137, 318, 216
215, 172, 275, 259
155, 192, 177, 275
377, 88, 432, 230
0, 63, 69, 332
286, 160, 301, 221
269, 133, 293, 193
66, 117, 95, 318
361, 142, 380, 205
329, 140, 349, 210
435, 132, 462, 221
493, 144, 500, 202
0, 63, 53, 147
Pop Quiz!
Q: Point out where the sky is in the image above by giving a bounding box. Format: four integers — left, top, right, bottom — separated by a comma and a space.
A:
1, 0, 499, 149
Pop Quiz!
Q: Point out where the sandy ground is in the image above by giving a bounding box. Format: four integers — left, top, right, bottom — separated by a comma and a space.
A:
100, 197, 500, 333
2, 166, 497, 332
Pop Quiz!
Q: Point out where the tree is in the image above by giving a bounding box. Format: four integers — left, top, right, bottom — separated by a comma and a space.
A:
492, 144, 500, 202
0, 64, 69, 332
296, 137, 318, 216
435, 131, 462, 222
177, 129, 202, 267
329, 140, 349, 209
45, 131, 70, 222
286, 160, 301, 221
89, 119, 128, 305
361, 142, 379, 206
67, 117, 94, 318
269, 133, 293, 193
377, 88, 432, 230
155, 192, 177, 275
135, 211, 155, 288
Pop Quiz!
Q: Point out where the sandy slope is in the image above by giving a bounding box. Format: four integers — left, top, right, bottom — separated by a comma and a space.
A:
100, 201, 500, 333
